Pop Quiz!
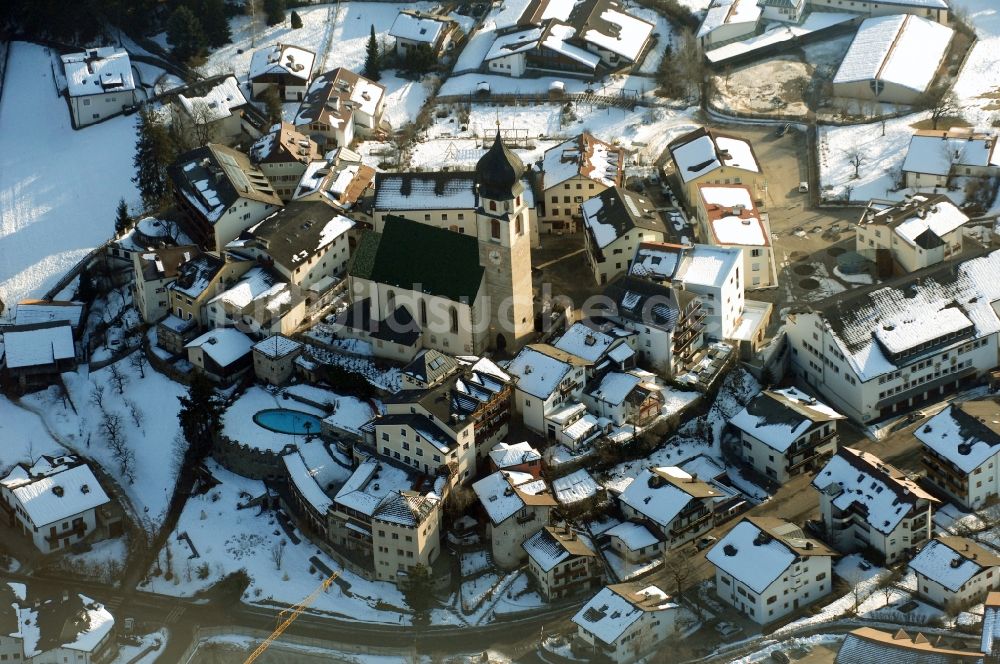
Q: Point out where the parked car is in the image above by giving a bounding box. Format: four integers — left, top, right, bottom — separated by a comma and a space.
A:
715, 622, 742, 638
775, 123, 791, 137
696, 535, 718, 551
770, 651, 790, 664
798, 181, 809, 193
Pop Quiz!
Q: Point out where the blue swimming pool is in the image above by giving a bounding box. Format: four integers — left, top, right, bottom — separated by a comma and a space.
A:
253, 409, 323, 435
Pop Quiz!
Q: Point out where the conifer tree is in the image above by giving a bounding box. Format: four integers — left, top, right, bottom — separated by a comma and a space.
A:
167, 5, 207, 62
364, 24, 381, 81
114, 198, 130, 236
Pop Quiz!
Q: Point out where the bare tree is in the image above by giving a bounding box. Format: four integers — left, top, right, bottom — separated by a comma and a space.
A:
271, 541, 286, 570
878, 566, 903, 606
126, 399, 145, 428
845, 568, 867, 615
129, 350, 147, 379
662, 547, 695, 599
844, 147, 868, 179
109, 363, 129, 395
100, 412, 134, 482
90, 383, 107, 411
920, 84, 962, 131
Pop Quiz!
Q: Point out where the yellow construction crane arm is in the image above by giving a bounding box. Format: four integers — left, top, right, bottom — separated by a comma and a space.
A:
243, 572, 339, 664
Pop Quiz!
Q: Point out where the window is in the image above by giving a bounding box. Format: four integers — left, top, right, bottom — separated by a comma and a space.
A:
419, 299, 427, 326
489, 200, 497, 211
491, 219, 501, 240
450, 307, 459, 334
515, 214, 522, 235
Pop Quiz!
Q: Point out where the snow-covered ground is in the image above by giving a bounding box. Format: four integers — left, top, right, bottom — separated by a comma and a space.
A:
951, 0, 1000, 129
23, 355, 187, 527
221, 386, 326, 453
818, 112, 927, 202
0, 395, 68, 472
140, 461, 416, 624
0, 42, 140, 308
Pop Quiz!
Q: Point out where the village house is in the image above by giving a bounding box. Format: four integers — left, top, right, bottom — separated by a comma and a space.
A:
295, 68, 386, 149
484, 0, 654, 79
552, 322, 635, 374
855, 195, 968, 273
697, 0, 762, 51
618, 467, 722, 550
226, 201, 354, 294
168, 143, 282, 250
832, 14, 954, 106
539, 133, 625, 233
916, 398, 1000, 510
630, 241, 747, 341
707, 516, 835, 624
13, 300, 85, 337
784, 250, 1000, 424
60, 47, 137, 128
812, 447, 937, 564
204, 267, 306, 339
695, 184, 776, 289
489, 441, 543, 477
293, 147, 376, 214
809, 0, 949, 23
598, 275, 706, 378
326, 455, 444, 584
505, 343, 589, 435
132, 245, 200, 324
0, 456, 113, 553
399, 349, 461, 390
1, 322, 78, 390
523, 525, 603, 601
582, 186, 667, 285
185, 327, 255, 383
572, 583, 678, 664
902, 128, 1000, 189
582, 369, 664, 427
252, 334, 303, 386
364, 356, 512, 483
0, 585, 118, 664
909, 536, 1000, 610
668, 128, 763, 210
729, 387, 844, 484
249, 43, 316, 101
389, 10, 459, 58
171, 75, 247, 147
603, 521, 664, 579
473, 470, 557, 569
327, 298, 423, 362
250, 122, 322, 200
757, 0, 806, 23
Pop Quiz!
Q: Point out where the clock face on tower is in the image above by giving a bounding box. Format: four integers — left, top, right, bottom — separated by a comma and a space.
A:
489, 250, 502, 265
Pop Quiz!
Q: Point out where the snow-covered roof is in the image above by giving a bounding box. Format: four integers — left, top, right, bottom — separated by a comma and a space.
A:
489, 441, 542, 469
374, 172, 476, 210
334, 456, 425, 518
14, 301, 83, 329
587, 371, 642, 406
177, 76, 246, 123
983, 593, 1000, 654
389, 11, 452, 44
472, 470, 554, 525
902, 129, 1000, 176
915, 399, 1000, 474
699, 185, 767, 246
62, 595, 115, 653
542, 133, 624, 190
523, 526, 595, 572
572, 584, 676, 645
282, 443, 340, 515
583, 186, 665, 250
606, 521, 660, 550
707, 518, 820, 593
1, 462, 109, 527
554, 323, 620, 363
833, 15, 953, 94
252, 335, 302, 359
542, 22, 602, 69
484, 27, 545, 62
506, 344, 580, 399
698, 0, 762, 38
249, 43, 316, 81
619, 467, 719, 528
61, 47, 135, 97
729, 387, 843, 453
909, 537, 1000, 592
631, 241, 743, 290
889, 198, 969, 248
807, 250, 1000, 382
2, 322, 75, 369
185, 328, 254, 368
812, 447, 935, 536
581, 6, 654, 62
669, 128, 759, 183
552, 469, 601, 505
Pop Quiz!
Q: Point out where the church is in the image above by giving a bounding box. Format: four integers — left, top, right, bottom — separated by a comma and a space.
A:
345, 131, 537, 356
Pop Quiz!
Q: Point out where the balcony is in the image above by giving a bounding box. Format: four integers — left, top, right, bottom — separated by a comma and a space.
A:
45, 521, 87, 547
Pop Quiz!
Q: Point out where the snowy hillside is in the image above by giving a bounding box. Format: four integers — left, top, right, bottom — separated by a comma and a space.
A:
0, 42, 140, 309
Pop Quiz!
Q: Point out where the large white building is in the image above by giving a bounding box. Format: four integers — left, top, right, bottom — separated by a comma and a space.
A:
0, 456, 112, 553
785, 250, 1000, 424
572, 583, 678, 664
631, 241, 745, 340
473, 470, 557, 569
582, 187, 666, 285
506, 344, 589, 435
813, 447, 937, 564
729, 387, 844, 483
916, 398, 1000, 510
695, 184, 776, 289
249, 43, 316, 101
909, 537, 1000, 610
707, 517, 835, 624
61, 47, 137, 128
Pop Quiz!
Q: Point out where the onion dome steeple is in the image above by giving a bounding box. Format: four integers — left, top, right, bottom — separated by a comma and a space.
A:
475, 127, 525, 202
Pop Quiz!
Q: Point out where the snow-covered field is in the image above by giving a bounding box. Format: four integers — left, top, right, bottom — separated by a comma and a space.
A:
951, 0, 1000, 128
0, 395, 68, 472
23, 355, 187, 527
140, 461, 415, 623
0, 42, 140, 308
